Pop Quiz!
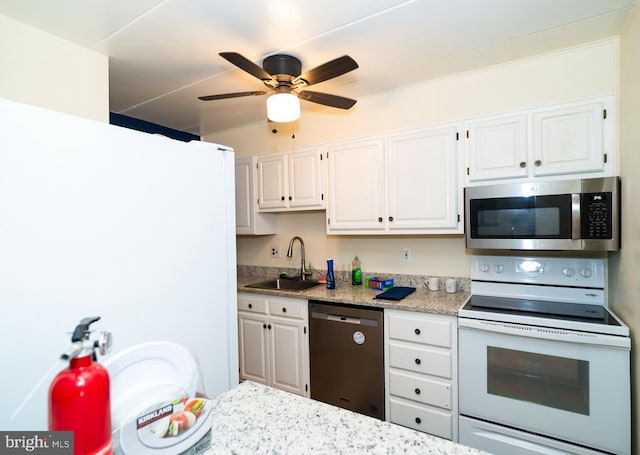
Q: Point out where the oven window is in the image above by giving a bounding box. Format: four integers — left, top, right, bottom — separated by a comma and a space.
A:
487, 347, 589, 415
469, 194, 572, 239
477, 207, 560, 236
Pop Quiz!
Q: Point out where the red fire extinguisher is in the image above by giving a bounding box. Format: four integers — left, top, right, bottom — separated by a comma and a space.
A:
49, 316, 113, 455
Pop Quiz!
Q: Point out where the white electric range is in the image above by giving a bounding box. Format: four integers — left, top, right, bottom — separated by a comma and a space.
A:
458, 255, 631, 455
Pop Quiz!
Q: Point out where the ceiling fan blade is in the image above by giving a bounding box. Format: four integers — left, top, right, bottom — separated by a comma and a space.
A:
294, 55, 358, 86
198, 90, 268, 101
219, 52, 275, 83
298, 90, 357, 109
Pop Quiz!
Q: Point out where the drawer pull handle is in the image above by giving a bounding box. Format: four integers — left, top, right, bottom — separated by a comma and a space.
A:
414, 328, 420, 335
282, 307, 287, 313
414, 388, 421, 395
248, 303, 253, 309
415, 417, 421, 424
415, 358, 421, 365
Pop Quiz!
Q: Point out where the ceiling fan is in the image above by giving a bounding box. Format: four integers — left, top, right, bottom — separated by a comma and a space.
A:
198, 52, 359, 122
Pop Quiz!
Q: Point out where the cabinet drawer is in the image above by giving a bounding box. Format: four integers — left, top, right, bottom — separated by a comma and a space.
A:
389, 342, 451, 378
389, 370, 451, 410
389, 397, 452, 440
269, 299, 304, 319
238, 296, 267, 314
388, 313, 452, 347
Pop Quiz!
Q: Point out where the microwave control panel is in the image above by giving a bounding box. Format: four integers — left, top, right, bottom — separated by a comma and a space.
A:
580, 192, 612, 239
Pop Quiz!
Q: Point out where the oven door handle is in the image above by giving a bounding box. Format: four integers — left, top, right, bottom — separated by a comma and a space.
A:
458, 318, 630, 349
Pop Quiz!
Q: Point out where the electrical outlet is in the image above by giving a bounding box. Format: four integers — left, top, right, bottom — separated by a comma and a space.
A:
402, 248, 411, 262
271, 246, 280, 258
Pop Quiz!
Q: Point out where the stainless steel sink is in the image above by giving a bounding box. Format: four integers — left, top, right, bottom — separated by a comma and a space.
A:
245, 278, 321, 291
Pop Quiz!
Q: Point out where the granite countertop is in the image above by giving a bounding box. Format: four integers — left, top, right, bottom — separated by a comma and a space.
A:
237, 274, 469, 316
204, 381, 488, 455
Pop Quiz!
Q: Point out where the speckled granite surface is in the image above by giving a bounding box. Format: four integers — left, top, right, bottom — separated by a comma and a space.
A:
237, 266, 470, 316
204, 381, 488, 455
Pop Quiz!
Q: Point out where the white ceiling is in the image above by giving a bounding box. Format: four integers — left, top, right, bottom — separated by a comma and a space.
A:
0, 0, 636, 136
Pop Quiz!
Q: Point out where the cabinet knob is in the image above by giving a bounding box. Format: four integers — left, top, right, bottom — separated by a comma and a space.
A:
414, 328, 421, 335
535, 160, 542, 166
282, 307, 287, 313
519, 161, 526, 168
281, 196, 285, 201
388, 216, 394, 222
414, 388, 421, 395
378, 217, 383, 223
268, 324, 272, 330
248, 303, 253, 309
263, 323, 267, 329
415, 358, 421, 365
415, 417, 422, 424
288, 196, 292, 201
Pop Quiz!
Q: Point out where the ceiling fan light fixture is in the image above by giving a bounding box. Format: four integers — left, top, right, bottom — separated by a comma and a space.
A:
267, 93, 300, 123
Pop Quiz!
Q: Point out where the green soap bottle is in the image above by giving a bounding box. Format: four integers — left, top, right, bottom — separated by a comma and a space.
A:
352, 255, 362, 285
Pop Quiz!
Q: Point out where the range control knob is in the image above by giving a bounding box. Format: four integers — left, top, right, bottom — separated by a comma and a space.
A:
562, 267, 575, 277
579, 267, 593, 278
480, 263, 490, 273
494, 264, 504, 273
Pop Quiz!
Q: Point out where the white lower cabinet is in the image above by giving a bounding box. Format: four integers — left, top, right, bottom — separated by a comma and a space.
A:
385, 309, 458, 441
237, 293, 309, 397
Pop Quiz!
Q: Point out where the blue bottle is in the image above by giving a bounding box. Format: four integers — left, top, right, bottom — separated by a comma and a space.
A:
326, 259, 336, 289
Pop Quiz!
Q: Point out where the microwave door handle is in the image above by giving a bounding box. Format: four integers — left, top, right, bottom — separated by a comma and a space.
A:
571, 193, 581, 240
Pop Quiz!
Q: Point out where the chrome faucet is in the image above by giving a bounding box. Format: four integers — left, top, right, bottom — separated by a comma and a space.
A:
287, 236, 312, 280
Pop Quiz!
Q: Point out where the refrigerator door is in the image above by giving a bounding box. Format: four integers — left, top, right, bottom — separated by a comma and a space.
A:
0, 98, 238, 430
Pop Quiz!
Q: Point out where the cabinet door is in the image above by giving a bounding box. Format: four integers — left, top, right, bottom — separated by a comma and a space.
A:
466, 113, 528, 182
327, 138, 385, 232
387, 125, 459, 231
234, 157, 277, 235
269, 315, 306, 396
532, 98, 608, 177
235, 157, 254, 232
288, 148, 324, 209
257, 153, 288, 210
238, 312, 269, 385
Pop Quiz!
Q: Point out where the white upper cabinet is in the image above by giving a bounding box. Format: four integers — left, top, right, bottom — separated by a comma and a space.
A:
257, 153, 288, 210
465, 113, 528, 182
326, 137, 386, 232
327, 125, 461, 235
387, 125, 459, 231
288, 148, 325, 209
235, 157, 277, 235
531, 98, 610, 177
257, 147, 325, 212
465, 95, 614, 185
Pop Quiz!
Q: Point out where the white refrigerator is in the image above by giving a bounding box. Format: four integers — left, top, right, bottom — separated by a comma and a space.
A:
0, 98, 239, 431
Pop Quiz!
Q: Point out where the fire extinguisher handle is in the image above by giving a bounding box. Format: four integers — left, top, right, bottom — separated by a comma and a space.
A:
71, 316, 101, 342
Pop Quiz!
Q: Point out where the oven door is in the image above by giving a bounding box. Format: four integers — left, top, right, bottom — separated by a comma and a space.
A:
458, 318, 630, 455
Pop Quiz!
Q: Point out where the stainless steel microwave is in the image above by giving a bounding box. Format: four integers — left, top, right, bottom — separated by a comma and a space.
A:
464, 177, 620, 251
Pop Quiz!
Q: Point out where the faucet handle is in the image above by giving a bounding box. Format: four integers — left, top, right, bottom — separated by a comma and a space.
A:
301, 263, 313, 279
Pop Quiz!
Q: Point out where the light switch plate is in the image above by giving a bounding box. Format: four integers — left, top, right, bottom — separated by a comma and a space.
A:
403, 248, 411, 262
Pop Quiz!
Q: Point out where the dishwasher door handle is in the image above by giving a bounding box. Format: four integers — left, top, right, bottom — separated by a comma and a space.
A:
327, 313, 361, 324
312, 311, 378, 327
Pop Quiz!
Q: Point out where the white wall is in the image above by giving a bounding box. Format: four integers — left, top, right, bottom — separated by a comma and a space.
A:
612, 4, 640, 452
0, 14, 108, 122
207, 39, 618, 276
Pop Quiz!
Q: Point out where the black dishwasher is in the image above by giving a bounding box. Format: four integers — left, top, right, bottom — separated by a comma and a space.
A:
308, 300, 384, 420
